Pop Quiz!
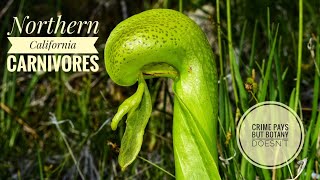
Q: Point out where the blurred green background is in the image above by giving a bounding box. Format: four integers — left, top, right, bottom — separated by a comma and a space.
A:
0, 0, 319, 179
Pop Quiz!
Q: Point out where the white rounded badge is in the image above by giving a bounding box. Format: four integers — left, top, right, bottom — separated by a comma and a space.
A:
236, 101, 304, 169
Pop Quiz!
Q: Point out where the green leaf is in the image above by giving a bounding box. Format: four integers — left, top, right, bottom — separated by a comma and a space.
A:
118, 77, 152, 170
173, 92, 221, 179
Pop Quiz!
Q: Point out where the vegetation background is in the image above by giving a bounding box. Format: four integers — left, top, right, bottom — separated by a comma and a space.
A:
0, 0, 319, 179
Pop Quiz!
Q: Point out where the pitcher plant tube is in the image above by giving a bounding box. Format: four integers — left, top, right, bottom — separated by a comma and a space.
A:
105, 9, 220, 179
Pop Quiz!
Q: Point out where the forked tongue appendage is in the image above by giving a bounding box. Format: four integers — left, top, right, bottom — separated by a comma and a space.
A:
111, 75, 152, 170
110, 76, 145, 130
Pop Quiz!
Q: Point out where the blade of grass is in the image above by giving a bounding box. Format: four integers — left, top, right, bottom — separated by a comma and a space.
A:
231, 56, 249, 110
225, 0, 249, 177
163, 0, 170, 9
1, 0, 25, 143
249, 20, 258, 74
138, 156, 175, 178
269, 72, 276, 101
302, 35, 320, 156
179, 0, 183, 12
219, 77, 226, 130
275, 36, 285, 103
291, 32, 298, 61
37, 148, 44, 180
294, 0, 303, 112
239, 20, 247, 59
302, 30, 320, 180
0, 10, 11, 42
289, 89, 296, 109
228, 25, 249, 111
21, 74, 41, 117
216, 0, 224, 77
267, 8, 271, 43
258, 24, 279, 102
226, 0, 239, 106
49, 113, 85, 180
